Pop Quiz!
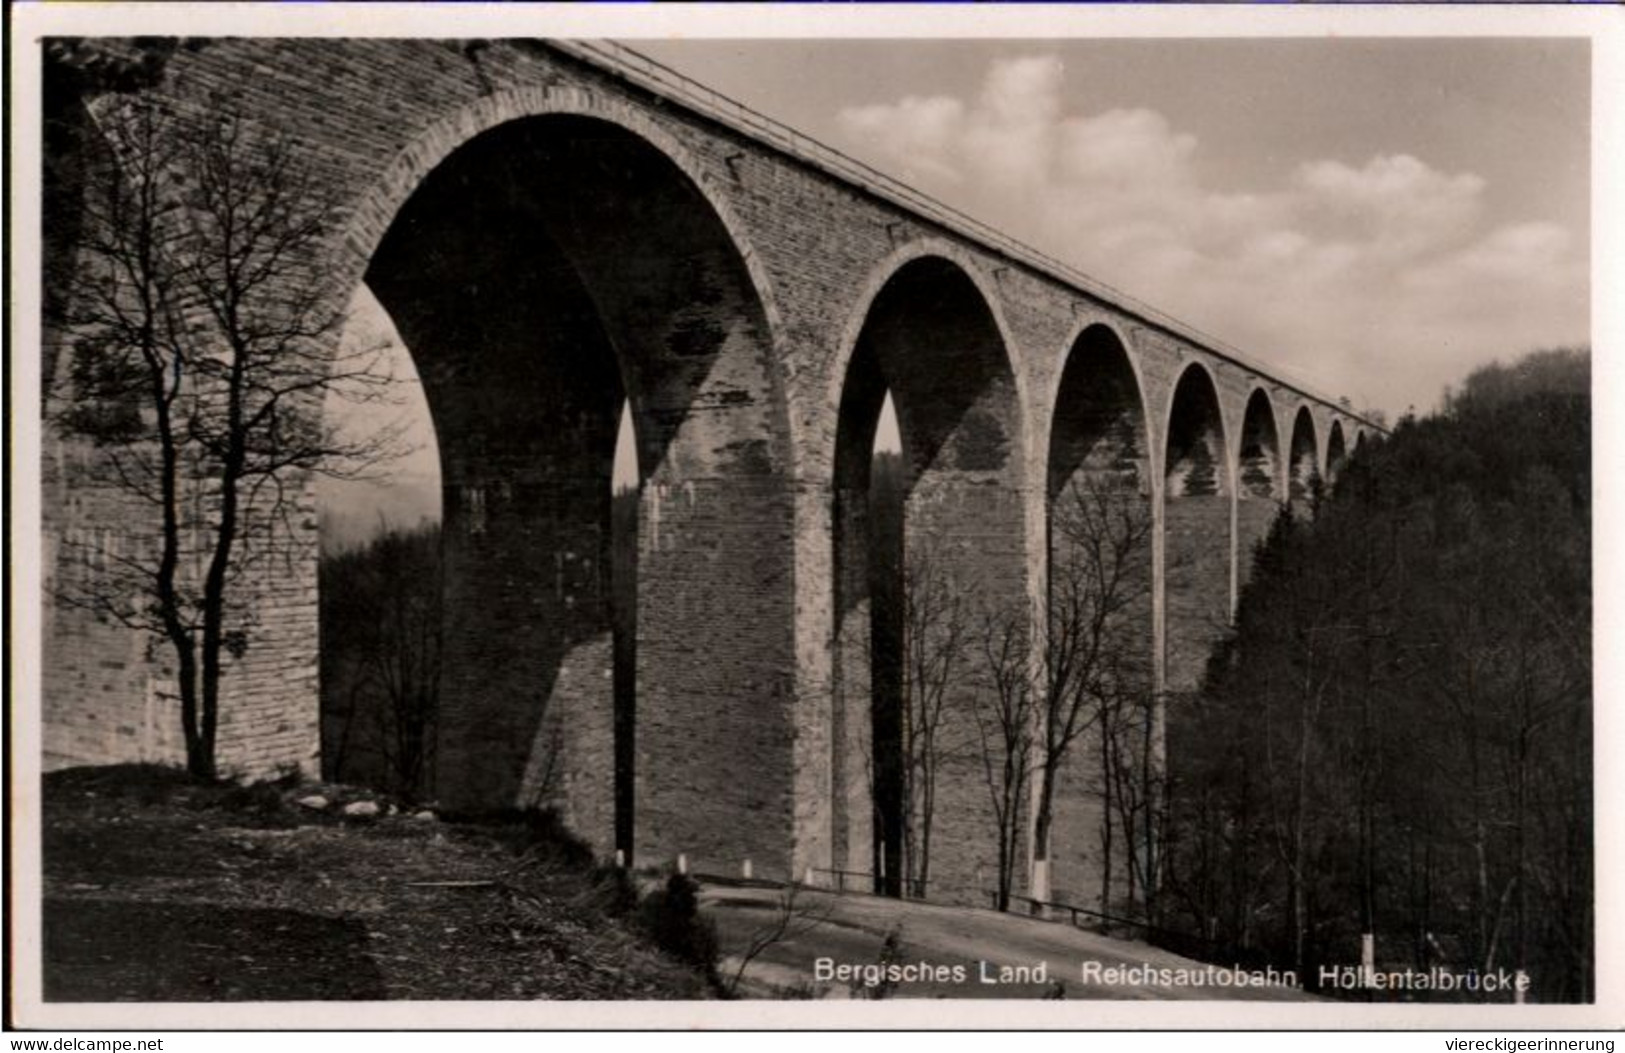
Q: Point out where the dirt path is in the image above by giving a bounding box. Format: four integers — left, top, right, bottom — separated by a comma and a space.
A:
704, 883, 1311, 1001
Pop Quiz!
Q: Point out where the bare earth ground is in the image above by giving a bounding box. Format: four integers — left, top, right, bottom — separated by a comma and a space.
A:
704, 884, 1313, 1001
39, 767, 709, 1001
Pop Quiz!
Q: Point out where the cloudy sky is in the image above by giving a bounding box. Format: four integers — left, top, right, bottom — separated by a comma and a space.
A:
636, 37, 1589, 419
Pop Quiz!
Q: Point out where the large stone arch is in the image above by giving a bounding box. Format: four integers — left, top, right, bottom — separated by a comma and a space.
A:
823, 239, 1032, 466
828, 250, 1027, 902
1161, 362, 1232, 696
343, 84, 796, 528
1040, 322, 1155, 909
1236, 388, 1283, 591
358, 98, 797, 877
341, 85, 788, 375
1042, 319, 1151, 487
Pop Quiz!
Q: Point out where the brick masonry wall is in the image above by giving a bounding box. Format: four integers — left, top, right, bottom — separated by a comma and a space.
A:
831, 481, 882, 882
40, 38, 1368, 902
42, 438, 321, 781
1163, 496, 1232, 695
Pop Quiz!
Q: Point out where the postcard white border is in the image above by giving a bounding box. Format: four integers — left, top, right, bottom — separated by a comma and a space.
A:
7, 1, 1622, 1031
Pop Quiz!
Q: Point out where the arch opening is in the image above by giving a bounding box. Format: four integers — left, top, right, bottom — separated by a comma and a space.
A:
361, 113, 785, 870
316, 289, 444, 802
831, 257, 1025, 902
1042, 324, 1154, 911
1327, 420, 1349, 484
1236, 389, 1283, 591
1288, 407, 1320, 515
1163, 365, 1231, 696
1238, 390, 1281, 502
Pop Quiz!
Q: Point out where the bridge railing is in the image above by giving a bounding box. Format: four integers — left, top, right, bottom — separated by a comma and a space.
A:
808, 867, 932, 899
541, 38, 1372, 426
1001, 890, 1241, 962
707, 867, 1228, 960
695, 864, 1228, 962
808, 867, 875, 895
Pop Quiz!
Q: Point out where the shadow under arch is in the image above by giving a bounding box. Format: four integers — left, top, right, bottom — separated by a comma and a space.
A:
829, 255, 1027, 903
824, 239, 1033, 473
361, 111, 792, 873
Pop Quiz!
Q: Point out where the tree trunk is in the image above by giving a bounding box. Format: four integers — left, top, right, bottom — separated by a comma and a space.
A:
1099, 710, 1114, 917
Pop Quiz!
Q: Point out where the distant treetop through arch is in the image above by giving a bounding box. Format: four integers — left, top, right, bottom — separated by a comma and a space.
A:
875, 391, 902, 457
614, 402, 637, 493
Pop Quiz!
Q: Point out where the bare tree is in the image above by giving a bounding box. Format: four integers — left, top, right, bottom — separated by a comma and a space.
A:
895, 531, 968, 898
54, 94, 402, 778
1030, 473, 1153, 906
975, 604, 1034, 911
1097, 655, 1163, 920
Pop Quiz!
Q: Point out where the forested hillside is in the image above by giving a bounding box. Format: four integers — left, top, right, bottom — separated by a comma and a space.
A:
1164, 349, 1591, 1001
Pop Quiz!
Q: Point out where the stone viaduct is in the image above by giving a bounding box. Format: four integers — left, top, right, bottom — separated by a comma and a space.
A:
41, 38, 1378, 910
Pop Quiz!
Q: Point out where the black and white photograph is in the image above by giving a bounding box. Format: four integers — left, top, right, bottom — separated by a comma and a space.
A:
7, 2, 1618, 1033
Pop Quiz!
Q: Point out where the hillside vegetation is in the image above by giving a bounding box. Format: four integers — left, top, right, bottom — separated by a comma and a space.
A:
1163, 349, 1591, 1002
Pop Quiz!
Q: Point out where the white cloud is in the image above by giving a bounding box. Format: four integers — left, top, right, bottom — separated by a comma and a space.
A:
1410, 221, 1575, 288
961, 55, 1062, 190
839, 95, 966, 184
834, 55, 1587, 415
1058, 108, 1196, 192
1292, 154, 1485, 259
